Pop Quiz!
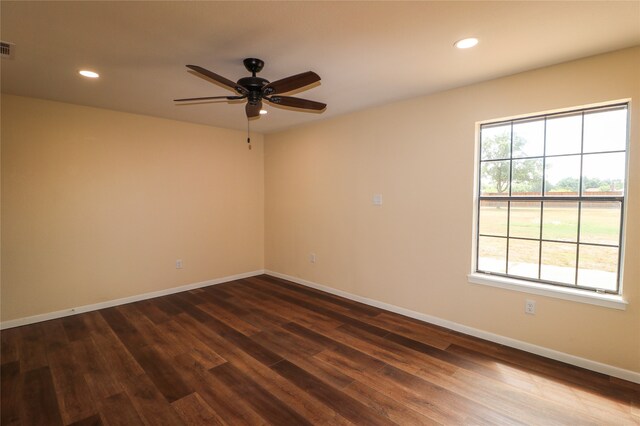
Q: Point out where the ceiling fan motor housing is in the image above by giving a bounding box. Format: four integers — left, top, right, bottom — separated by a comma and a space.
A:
237, 76, 269, 103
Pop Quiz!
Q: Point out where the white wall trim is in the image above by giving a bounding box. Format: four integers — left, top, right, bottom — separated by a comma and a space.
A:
265, 270, 640, 384
0, 269, 265, 330
467, 273, 628, 310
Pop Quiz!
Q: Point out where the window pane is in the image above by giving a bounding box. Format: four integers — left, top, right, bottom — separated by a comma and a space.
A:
481, 124, 511, 160
579, 202, 621, 246
582, 152, 625, 196
512, 158, 543, 196
481, 160, 510, 196
479, 201, 508, 236
540, 242, 576, 284
508, 239, 539, 279
583, 107, 627, 153
542, 201, 578, 242
577, 245, 618, 291
545, 155, 580, 196
477, 104, 626, 295
546, 113, 582, 156
477, 236, 506, 274
513, 119, 544, 158
509, 201, 541, 239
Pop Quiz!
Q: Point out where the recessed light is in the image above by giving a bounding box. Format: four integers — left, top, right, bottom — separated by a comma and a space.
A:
454, 38, 479, 49
79, 70, 99, 78
259, 109, 268, 115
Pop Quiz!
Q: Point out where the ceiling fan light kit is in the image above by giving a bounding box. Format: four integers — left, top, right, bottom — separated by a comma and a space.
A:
175, 57, 326, 120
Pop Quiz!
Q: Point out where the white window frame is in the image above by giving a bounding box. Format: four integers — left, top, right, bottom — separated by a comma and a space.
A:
468, 101, 630, 310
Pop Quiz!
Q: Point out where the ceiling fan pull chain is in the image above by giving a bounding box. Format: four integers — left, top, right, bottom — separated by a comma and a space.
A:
247, 117, 252, 150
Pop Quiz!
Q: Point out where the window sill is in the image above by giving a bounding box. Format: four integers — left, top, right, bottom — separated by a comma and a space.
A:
467, 273, 627, 310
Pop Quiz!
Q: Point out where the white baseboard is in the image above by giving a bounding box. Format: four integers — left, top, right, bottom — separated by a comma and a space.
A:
264, 270, 640, 384
0, 270, 265, 330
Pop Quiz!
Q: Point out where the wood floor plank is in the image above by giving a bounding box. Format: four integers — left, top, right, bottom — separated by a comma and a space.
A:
125, 343, 192, 403
365, 311, 452, 350
4, 275, 638, 425
47, 348, 98, 424
133, 299, 172, 325
154, 319, 226, 370
117, 303, 185, 360
1, 328, 20, 365
121, 371, 187, 426
19, 366, 64, 426
195, 289, 283, 332
325, 323, 458, 375
70, 337, 123, 400
250, 329, 356, 390
171, 392, 226, 426
1, 361, 20, 425
296, 320, 525, 425
448, 342, 639, 405
78, 311, 113, 336
87, 330, 144, 381
380, 364, 527, 425
101, 307, 193, 403
441, 366, 606, 425
237, 279, 352, 331
332, 322, 586, 425
174, 290, 208, 306
18, 324, 48, 372
98, 392, 145, 426
271, 359, 395, 426
249, 275, 375, 319
40, 320, 71, 355
195, 301, 262, 336
154, 295, 185, 316
316, 346, 516, 425
342, 379, 442, 425
172, 354, 269, 425
210, 362, 313, 426
208, 331, 353, 425
67, 414, 103, 426
258, 274, 383, 317
174, 300, 284, 367
62, 314, 92, 342
246, 277, 412, 340
213, 285, 291, 326
228, 282, 344, 333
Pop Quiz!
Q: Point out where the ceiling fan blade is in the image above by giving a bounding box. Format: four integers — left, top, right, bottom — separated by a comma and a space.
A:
267, 96, 326, 111
174, 95, 246, 102
263, 71, 320, 95
246, 101, 263, 118
186, 65, 248, 94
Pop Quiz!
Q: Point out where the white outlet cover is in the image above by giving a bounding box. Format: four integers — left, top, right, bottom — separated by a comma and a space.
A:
525, 299, 536, 314
373, 194, 383, 205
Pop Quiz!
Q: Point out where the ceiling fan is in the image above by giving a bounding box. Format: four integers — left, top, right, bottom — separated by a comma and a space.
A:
174, 58, 326, 119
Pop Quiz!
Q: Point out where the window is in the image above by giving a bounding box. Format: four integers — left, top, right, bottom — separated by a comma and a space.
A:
475, 103, 628, 295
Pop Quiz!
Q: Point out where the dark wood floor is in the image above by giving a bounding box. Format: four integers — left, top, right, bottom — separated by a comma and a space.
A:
1, 274, 638, 425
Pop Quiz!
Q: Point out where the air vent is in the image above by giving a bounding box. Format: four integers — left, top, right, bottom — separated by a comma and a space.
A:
1, 41, 15, 59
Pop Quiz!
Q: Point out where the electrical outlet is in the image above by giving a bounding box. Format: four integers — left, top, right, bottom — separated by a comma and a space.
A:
176, 259, 183, 269
309, 253, 316, 263
525, 299, 536, 315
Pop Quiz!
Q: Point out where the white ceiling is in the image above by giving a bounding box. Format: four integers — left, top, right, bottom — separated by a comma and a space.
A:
2, 1, 639, 134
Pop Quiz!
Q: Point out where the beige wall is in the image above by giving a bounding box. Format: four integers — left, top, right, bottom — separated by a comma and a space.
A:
264, 47, 640, 372
1, 95, 264, 321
